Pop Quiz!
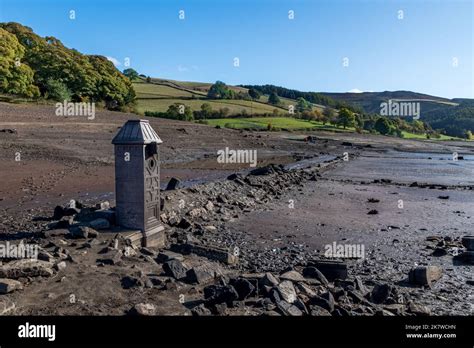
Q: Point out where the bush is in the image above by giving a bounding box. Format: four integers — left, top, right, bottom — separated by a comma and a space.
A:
44, 79, 71, 101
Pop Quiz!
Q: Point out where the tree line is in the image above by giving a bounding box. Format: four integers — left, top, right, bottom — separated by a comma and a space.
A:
0, 22, 136, 110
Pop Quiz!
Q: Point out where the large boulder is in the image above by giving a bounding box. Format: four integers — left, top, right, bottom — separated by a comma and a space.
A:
0, 259, 54, 279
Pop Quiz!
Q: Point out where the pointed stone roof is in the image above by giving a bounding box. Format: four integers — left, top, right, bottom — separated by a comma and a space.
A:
112, 119, 163, 145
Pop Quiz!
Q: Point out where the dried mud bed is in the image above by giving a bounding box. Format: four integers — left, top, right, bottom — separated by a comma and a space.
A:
0, 102, 473, 316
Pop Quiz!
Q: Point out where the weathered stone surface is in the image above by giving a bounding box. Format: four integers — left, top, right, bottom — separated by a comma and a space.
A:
462, 236, 474, 250
185, 243, 238, 265
131, 303, 156, 316
69, 226, 98, 239
408, 266, 443, 286
407, 302, 431, 316
53, 206, 65, 220
463, 251, 474, 264
97, 250, 123, 265
280, 270, 306, 283
54, 261, 67, 271
309, 260, 348, 281
37, 250, 54, 262
310, 305, 332, 316
204, 284, 239, 306
302, 266, 329, 285
259, 272, 279, 288
370, 283, 393, 304
186, 266, 214, 284
276, 280, 297, 304
0, 279, 23, 294
311, 292, 335, 312
43, 229, 69, 238
163, 259, 188, 280
95, 201, 110, 210
89, 218, 110, 230
276, 300, 303, 316
0, 297, 15, 315
0, 259, 53, 279
191, 304, 212, 316
230, 278, 255, 300
156, 250, 184, 263
166, 177, 181, 191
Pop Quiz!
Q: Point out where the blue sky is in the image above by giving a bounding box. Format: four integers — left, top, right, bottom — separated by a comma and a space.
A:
1, 0, 472, 98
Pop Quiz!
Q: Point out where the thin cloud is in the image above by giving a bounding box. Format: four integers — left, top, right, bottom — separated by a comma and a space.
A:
106, 56, 121, 66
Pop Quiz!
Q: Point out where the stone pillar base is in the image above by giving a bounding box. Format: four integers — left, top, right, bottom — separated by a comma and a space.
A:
143, 225, 166, 248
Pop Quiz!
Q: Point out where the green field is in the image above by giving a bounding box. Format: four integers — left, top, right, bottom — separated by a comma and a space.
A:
201, 117, 355, 131
133, 80, 290, 114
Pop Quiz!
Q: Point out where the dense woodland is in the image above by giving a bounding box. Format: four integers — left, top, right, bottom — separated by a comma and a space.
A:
0, 22, 135, 110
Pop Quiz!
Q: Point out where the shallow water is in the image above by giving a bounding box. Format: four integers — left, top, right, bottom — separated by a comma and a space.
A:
332, 150, 474, 186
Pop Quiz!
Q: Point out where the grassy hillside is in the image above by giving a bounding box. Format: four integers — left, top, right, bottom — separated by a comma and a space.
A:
133, 78, 324, 115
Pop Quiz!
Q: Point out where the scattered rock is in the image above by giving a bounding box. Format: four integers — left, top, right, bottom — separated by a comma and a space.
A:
156, 250, 184, 263
367, 209, 378, 215
259, 272, 279, 288
0, 279, 23, 294
302, 266, 329, 285
163, 259, 188, 280
408, 266, 443, 286
130, 303, 157, 316
461, 236, 474, 250
204, 284, 239, 307
230, 278, 255, 300
276, 280, 297, 304
166, 177, 181, 191
191, 303, 212, 316
54, 261, 67, 271
277, 300, 303, 316
280, 270, 306, 283
309, 260, 347, 281
89, 218, 110, 230
0, 259, 54, 279
186, 266, 214, 284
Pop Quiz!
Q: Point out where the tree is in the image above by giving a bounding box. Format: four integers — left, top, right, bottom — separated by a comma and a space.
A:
200, 103, 213, 118
146, 76, 151, 83
0, 23, 136, 109
44, 79, 71, 101
207, 81, 230, 99
0, 28, 39, 98
465, 130, 473, 140
123, 68, 139, 80
322, 106, 335, 125
248, 88, 261, 100
337, 108, 356, 129
167, 103, 193, 121
268, 91, 280, 105
374, 117, 391, 135
296, 97, 311, 113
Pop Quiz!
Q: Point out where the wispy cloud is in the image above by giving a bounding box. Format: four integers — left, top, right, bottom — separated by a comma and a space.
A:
177, 65, 189, 72
348, 88, 373, 93
107, 56, 121, 66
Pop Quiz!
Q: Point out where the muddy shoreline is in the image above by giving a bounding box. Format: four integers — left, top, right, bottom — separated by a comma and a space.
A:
0, 102, 473, 316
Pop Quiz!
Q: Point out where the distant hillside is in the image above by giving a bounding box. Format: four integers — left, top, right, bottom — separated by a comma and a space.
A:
0, 22, 135, 109
133, 78, 325, 116
319, 91, 474, 137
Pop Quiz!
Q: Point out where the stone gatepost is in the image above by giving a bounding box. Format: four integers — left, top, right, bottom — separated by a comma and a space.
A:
112, 119, 165, 248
